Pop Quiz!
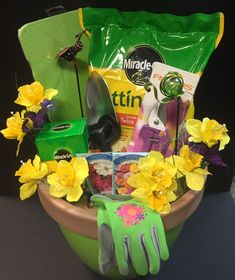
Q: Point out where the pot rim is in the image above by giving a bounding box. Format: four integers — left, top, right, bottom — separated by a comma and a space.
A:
38, 183, 203, 239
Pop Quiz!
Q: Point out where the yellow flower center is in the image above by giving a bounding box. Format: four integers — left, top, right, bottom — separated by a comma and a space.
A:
128, 209, 137, 216
153, 189, 163, 197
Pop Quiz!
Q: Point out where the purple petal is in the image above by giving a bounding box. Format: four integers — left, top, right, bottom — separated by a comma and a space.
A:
190, 143, 227, 167
33, 109, 48, 129
22, 119, 32, 133
206, 152, 227, 167
41, 99, 55, 111
24, 109, 48, 131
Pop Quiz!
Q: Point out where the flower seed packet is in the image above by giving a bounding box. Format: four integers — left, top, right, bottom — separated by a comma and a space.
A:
113, 152, 147, 195
77, 152, 113, 194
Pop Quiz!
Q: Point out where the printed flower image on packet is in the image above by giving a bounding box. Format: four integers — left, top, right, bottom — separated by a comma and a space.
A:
113, 152, 147, 195
79, 8, 224, 152
77, 153, 113, 194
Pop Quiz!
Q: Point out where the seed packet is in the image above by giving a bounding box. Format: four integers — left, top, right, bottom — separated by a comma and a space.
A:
79, 8, 224, 152
77, 152, 113, 194
113, 152, 147, 195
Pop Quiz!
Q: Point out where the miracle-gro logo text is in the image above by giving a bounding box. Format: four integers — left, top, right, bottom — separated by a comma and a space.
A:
123, 59, 154, 71
124, 45, 164, 86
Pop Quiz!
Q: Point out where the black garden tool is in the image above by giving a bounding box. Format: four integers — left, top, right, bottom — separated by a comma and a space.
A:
85, 71, 121, 152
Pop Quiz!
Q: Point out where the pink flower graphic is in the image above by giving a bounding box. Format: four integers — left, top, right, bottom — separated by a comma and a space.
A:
116, 203, 146, 226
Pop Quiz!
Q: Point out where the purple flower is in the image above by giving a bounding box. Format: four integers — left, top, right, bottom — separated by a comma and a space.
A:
190, 142, 227, 167
22, 99, 53, 134
22, 117, 33, 133
41, 99, 55, 111
136, 212, 145, 221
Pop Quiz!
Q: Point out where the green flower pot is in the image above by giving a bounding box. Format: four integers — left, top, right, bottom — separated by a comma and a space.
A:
38, 184, 203, 279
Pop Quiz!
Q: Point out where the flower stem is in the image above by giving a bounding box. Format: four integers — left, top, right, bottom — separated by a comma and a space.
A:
73, 60, 84, 118
174, 97, 180, 155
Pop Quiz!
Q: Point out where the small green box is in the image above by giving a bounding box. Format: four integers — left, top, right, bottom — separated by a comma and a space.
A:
35, 119, 88, 161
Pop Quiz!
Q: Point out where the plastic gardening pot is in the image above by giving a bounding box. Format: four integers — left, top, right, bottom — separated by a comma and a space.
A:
38, 183, 204, 279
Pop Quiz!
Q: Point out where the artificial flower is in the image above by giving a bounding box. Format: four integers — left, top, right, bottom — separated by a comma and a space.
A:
15, 81, 58, 113
44, 160, 58, 173
127, 152, 178, 214
15, 155, 48, 200
47, 157, 89, 202
22, 100, 52, 133
129, 163, 139, 174
186, 117, 230, 151
1, 111, 26, 156
169, 145, 210, 191
190, 143, 227, 167
139, 151, 177, 178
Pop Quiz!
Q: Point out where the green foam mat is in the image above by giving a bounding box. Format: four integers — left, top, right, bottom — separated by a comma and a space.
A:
18, 10, 89, 121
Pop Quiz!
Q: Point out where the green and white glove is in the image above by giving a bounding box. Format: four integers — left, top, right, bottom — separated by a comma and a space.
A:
91, 194, 169, 276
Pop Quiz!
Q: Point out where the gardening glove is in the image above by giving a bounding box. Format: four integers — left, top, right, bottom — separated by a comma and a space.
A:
91, 194, 130, 275
91, 194, 169, 276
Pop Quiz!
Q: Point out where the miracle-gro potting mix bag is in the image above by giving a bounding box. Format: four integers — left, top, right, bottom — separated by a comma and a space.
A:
79, 7, 224, 152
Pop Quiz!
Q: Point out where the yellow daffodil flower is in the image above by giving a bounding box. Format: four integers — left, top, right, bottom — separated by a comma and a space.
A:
168, 145, 210, 191
0, 111, 26, 156
47, 157, 89, 202
127, 152, 178, 214
44, 160, 58, 173
15, 81, 58, 112
15, 155, 48, 200
186, 117, 230, 150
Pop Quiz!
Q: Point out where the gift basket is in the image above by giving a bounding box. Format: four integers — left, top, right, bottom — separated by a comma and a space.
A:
1, 7, 230, 279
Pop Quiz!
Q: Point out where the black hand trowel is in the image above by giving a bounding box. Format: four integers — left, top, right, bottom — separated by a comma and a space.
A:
85, 71, 121, 152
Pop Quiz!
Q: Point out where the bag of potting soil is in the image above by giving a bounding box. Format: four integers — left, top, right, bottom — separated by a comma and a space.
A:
79, 7, 224, 152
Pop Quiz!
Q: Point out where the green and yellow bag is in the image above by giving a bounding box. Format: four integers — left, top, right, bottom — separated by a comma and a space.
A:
79, 7, 224, 152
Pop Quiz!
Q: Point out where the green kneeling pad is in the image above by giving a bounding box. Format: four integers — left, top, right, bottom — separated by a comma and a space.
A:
18, 9, 89, 121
